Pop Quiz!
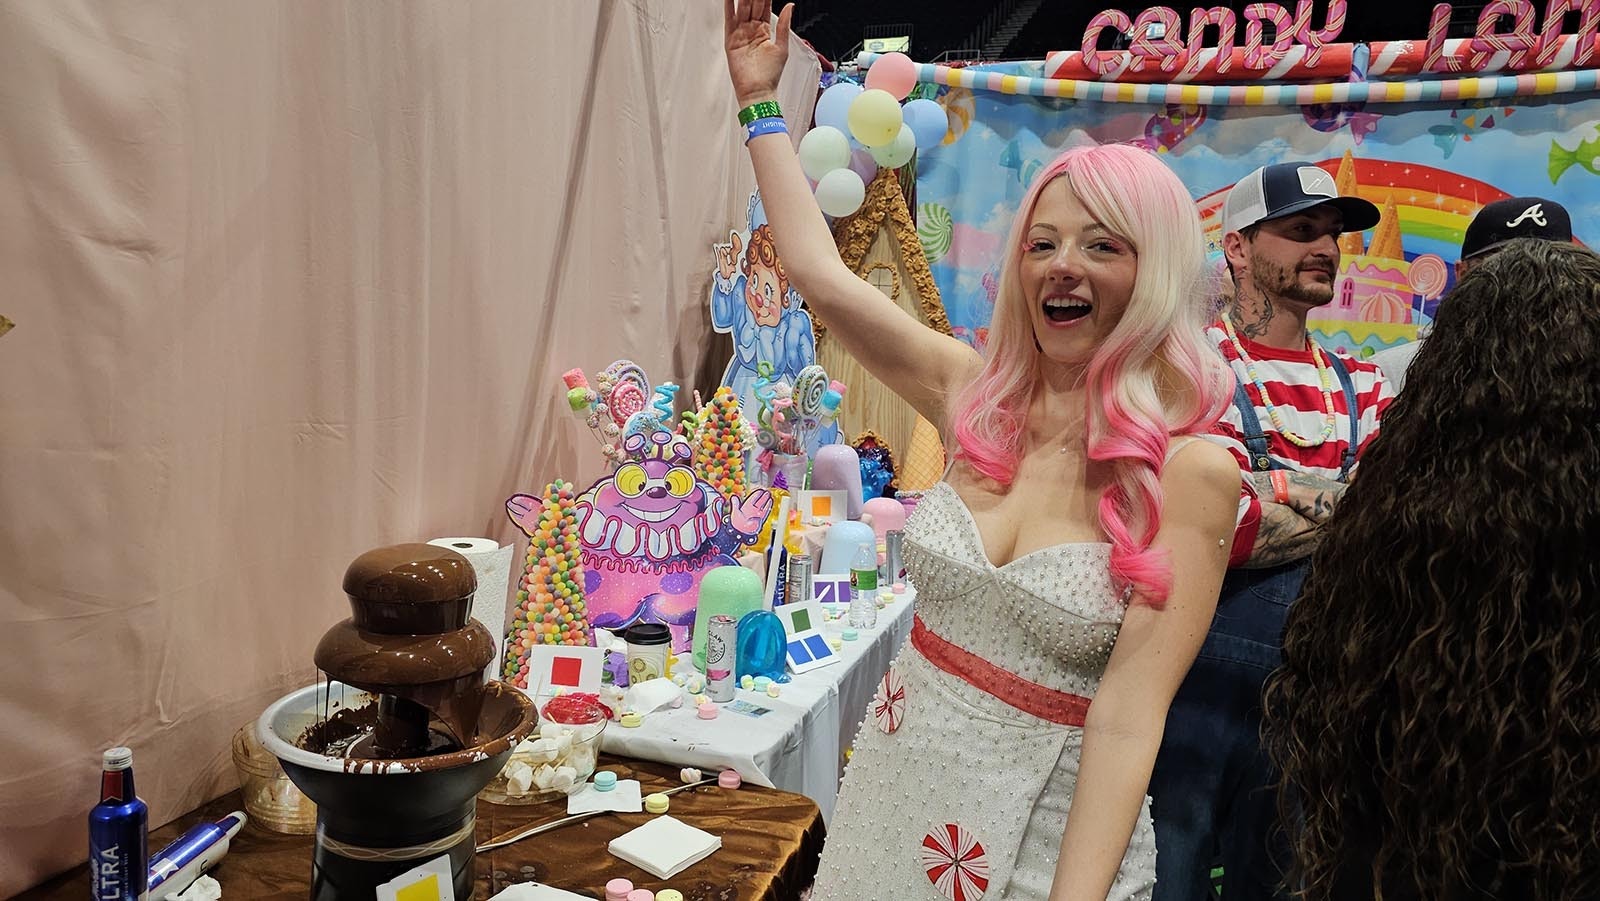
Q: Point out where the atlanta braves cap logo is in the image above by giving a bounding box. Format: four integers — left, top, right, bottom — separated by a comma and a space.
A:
1505, 202, 1548, 228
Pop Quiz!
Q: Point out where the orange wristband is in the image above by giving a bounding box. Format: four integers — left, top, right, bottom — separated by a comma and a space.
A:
1268, 470, 1290, 505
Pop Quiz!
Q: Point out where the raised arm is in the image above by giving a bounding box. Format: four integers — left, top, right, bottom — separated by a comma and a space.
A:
1048, 441, 1237, 900
723, 0, 980, 425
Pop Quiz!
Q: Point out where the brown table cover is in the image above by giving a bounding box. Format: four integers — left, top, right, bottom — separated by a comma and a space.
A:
19, 755, 823, 901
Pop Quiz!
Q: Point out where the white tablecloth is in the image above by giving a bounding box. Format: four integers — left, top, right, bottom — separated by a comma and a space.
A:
601, 590, 916, 823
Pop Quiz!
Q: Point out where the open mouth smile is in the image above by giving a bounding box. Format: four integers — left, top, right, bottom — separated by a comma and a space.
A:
1042, 295, 1092, 326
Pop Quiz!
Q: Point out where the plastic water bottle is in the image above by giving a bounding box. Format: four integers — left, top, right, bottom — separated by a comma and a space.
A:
88, 747, 148, 901
848, 544, 879, 629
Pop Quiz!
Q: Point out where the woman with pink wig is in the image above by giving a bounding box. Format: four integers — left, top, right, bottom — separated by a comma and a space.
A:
726, 4, 1241, 898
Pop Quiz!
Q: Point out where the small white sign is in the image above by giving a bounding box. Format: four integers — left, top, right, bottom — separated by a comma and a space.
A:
375, 854, 455, 901
794, 489, 847, 525
524, 645, 605, 699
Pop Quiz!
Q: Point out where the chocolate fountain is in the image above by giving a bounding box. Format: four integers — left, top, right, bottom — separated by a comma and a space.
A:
257, 543, 538, 900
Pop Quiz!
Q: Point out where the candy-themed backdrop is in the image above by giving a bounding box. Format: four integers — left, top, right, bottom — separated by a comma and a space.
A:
910, 61, 1600, 358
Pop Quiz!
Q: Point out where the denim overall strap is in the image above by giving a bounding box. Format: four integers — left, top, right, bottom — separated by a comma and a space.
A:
1325, 350, 1360, 482
1230, 376, 1280, 473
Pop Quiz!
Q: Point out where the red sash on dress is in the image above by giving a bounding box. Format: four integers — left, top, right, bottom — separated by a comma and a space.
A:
910, 615, 1092, 727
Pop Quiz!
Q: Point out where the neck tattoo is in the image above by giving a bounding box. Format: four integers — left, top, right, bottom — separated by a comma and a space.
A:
1228, 284, 1276, 340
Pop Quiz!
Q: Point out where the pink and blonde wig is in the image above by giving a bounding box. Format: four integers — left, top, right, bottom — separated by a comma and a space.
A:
949, 143, 1232, 605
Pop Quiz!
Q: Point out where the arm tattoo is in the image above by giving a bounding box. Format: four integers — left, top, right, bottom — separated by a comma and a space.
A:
1227, 287, 1275, 340
1250, 470, 1348, 523
1243, 501, 1321, 568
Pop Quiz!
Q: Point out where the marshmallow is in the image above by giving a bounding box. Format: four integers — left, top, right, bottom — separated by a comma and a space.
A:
552, 766, 578, 793
505, 762, 535, 797
680, 767, 702, 784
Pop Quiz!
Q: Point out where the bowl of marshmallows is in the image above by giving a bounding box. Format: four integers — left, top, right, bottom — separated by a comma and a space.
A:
479, 695, 608, 805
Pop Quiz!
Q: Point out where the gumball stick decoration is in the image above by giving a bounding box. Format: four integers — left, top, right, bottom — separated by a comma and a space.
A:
504, 479, 592, 685
692, 386, 751, 503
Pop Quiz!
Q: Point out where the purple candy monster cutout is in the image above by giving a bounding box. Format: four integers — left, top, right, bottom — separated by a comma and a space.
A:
509, 422, 771, 653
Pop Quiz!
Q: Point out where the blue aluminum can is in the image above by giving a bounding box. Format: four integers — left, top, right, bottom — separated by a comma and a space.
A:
88, 747, 148, 901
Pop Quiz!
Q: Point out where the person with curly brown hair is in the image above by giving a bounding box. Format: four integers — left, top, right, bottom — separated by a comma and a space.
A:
1263, 237, 1600, 901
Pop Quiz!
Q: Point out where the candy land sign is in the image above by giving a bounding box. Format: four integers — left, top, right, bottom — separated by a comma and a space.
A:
1073, 2, 1600, 77
911, 3, 1600, 359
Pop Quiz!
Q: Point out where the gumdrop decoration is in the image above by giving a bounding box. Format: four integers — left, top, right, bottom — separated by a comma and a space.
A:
502, 479, 592, 686
692, 386, 752, 503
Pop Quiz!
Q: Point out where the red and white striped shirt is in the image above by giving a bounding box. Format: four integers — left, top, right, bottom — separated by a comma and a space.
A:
1204, 324, 1395, 564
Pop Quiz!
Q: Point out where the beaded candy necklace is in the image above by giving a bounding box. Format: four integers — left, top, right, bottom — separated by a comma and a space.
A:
1220, 315, 1337, 449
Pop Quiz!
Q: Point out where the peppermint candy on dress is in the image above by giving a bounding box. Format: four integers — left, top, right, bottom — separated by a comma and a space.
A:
920, 823, 990, 901
872, 667, 906, 734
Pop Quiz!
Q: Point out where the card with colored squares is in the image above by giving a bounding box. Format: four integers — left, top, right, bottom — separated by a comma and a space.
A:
784, 629, 837, 675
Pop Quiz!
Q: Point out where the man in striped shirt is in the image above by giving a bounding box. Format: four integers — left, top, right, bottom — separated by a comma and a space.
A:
1150, 162, 1393, 901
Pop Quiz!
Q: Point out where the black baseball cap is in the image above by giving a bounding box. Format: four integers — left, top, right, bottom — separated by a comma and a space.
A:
1222, 162, 1382, 235
1461, 197, 1573, 259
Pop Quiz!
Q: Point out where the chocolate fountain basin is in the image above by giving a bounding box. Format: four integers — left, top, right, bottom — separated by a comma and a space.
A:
256, 543, 538, 900
257, 679, 537, 899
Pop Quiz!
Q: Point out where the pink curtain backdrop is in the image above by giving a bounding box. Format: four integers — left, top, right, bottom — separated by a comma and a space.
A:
0, 1, 820, 892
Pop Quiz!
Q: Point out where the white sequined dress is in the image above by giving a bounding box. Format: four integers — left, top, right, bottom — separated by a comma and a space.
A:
811, 480, 1157, 901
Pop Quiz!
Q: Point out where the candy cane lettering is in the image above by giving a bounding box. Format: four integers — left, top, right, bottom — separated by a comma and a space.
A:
1243, 3, 1297, 69
1291, 0, 1347, 66
1082, 9, 1136, 76
1129, 7, 1185, 71
1184, 6, 1238, 77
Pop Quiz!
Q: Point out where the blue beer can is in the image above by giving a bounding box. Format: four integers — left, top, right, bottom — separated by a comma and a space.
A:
88, 747, 148, 901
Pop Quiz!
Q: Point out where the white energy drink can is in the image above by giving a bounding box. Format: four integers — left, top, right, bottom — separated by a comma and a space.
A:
786, 554, 814, 606
706, 614, 737, 702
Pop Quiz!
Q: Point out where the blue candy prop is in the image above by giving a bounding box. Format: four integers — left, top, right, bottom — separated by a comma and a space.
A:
735, 610, 791, 684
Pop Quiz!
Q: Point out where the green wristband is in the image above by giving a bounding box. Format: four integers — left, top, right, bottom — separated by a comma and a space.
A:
738, 100, 782, 126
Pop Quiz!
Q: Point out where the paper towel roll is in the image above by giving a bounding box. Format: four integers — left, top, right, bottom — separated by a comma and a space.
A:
429, 537, 516, 679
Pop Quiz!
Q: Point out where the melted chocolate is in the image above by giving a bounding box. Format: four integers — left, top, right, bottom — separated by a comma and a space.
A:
296, 682, 534, 770
293, 543, 507, 761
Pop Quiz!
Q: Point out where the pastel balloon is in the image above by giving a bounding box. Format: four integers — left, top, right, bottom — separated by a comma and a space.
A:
848, 146, 878, 182
902, 98, 949, 150
869, 124, 917, 169
814, 168, 866, 217
814, 82, 862, 135
846, 89, 904, 148
798, 126, 852, 181
864, 52, 918, 100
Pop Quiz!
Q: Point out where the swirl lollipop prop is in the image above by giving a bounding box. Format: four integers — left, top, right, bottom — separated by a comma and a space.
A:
791, 365, 830, 451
